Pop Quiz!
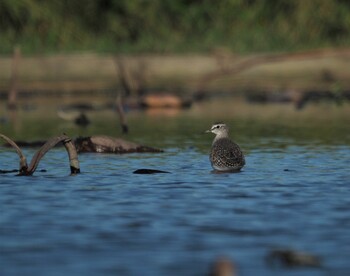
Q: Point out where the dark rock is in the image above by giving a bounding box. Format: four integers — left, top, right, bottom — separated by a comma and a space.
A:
133, 169, 170, 174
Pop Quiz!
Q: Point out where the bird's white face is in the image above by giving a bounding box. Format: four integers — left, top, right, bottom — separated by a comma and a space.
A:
207, 123, 228, 135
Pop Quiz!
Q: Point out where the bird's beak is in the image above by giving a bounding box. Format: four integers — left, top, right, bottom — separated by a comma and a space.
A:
205, 129, 211, 134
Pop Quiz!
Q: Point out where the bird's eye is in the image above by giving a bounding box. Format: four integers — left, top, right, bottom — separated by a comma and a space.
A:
216, 125, 220, 128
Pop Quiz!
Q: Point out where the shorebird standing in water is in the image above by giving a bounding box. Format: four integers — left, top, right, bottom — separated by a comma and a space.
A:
206, 123, 245, 172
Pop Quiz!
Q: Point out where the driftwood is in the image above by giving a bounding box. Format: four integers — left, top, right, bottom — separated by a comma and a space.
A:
0, 133, 80, 175
75, 135, 163, 154
0, 133, 28, 174
2, 135, 163, 154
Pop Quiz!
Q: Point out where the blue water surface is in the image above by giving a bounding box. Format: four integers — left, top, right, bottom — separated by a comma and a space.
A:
1, 138, 350, 276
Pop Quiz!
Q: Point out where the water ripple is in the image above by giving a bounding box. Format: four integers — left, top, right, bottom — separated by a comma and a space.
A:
1, 143, 350, 275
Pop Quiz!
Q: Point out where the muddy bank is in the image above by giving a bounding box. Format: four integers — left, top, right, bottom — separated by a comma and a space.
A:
1, 48, 350, 101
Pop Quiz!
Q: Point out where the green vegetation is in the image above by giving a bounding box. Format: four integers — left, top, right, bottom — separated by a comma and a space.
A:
1, 0, 350, 55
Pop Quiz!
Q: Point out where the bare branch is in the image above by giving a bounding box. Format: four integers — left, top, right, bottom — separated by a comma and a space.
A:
0, 133, 28, 173
26, 134, 80, 175
62, 137, 80, 175
1, 133, 80, 176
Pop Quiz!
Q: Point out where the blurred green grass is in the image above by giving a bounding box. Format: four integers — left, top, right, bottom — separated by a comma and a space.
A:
1, 1, 350, 55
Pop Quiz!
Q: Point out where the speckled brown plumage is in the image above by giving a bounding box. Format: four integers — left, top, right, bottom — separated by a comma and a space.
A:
210, 137, 245, 171
206, 123, 245, 172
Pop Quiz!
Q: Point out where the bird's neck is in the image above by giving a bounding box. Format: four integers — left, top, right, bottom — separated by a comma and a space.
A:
213, 132, 229, 144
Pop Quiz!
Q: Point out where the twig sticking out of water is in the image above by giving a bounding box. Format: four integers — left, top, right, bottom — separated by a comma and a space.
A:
0, 133, 80, 176
0, 133, 28, 174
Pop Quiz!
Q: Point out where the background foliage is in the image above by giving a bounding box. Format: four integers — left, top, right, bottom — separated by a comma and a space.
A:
1, 0, 350, 54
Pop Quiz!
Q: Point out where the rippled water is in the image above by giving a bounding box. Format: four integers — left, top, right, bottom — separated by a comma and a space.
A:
1, 101, 350, 275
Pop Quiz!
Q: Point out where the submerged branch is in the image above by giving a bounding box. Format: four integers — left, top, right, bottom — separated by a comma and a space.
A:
0, 133, 80, 176
0, 133, 28, 173
62, 137, 80, 175
26, 134, 80, 175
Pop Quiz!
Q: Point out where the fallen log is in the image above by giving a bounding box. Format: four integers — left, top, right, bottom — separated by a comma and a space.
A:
74, 135, 163, 154
2, 135, 163, 154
